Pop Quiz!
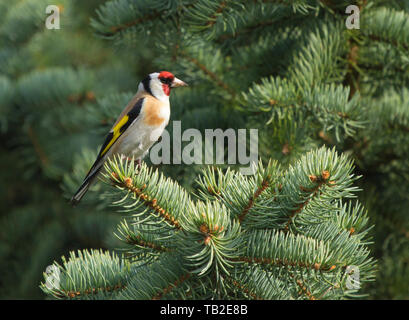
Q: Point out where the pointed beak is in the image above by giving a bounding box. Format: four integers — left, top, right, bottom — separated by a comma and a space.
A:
171, 77, 188, 88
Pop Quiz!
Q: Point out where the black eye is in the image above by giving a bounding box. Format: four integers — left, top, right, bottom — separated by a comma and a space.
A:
160, 77, 172, 85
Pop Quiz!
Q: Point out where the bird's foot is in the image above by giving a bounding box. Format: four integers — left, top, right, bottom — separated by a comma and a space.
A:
135, 158, 141, 171
121, 155, 141, 171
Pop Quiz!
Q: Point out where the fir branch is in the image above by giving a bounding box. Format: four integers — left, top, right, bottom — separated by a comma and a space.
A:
362, 7, 409, 50
179, 49, 236, 96
293, 276, 316, 300
116, 255, 205, 300
151, 273, 191, 300
215, 19, 276, 43
368, 34, 409, 51
233, 255, 335, 272
102, 156, 191, 232
227, 277, 262, 300
238, 178, 270, 223
178, 200, 243, 278
92, 1, 196, 37
40, 250, 129, 300
109, 11, 162, 35
115, 220, 176, 261
63, 283, 126, 299
205, 0, 228, 27
16, 67, 95, 109
283, 170, 331, 231
227, 266, 292, 299
196, 166, 237, 202
111, 173, 182, 230
238, 227, 341, 273
123, 233, 171, 253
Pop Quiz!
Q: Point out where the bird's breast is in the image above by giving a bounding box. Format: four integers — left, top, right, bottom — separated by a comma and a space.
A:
142, 97, 170, 127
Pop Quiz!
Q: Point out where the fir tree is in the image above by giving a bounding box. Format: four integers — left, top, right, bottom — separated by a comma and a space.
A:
0, 0, 408, 299
41, 149, 375, 299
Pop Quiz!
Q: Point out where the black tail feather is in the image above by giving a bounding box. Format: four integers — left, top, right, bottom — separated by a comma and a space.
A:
70, 181, 90, 206
70, 166, 102, 206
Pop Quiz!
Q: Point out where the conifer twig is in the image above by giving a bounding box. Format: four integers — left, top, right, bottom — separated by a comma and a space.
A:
124, 234, 171, 252
283, 170, 332, 231
179, 50, 236, 96
111, 174, 182, 230
27, 125, 49, 167
64, 283, 126, 299
151, 273, 191, 300
238, 178, 270, 223
232, 255, 336, 272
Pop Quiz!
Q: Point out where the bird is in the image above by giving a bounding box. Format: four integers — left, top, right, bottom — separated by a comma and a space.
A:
70, 71, 188, 205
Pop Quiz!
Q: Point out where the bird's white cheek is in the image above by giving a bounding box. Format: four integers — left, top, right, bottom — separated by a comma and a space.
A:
150, 81, 169, 102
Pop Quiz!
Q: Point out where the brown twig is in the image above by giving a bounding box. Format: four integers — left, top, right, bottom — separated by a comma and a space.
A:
238, 178, 270, 223
228, 278, 263, 300
27, 125, 49, 167
294, 276, 317, 300
63, 283, 126, 298
206, 1, 228, 27
152, 273, 191, 300
233, 256, 336, 272
113, 175, 182, 230
125, 235, 171, 252
283, 171, 332, 231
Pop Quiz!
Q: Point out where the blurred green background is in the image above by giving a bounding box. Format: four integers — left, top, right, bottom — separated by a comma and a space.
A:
0, 0, 140, 299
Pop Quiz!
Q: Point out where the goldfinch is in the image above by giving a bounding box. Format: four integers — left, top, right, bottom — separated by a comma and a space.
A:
71, 71, 187, 205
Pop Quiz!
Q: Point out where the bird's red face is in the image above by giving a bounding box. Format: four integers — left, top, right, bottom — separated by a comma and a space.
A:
157, 71, 188, 96
158, 71, 175, 96
142, 71, 188, 100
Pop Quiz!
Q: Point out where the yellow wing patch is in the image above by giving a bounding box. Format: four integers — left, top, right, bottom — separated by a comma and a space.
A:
101, 115, 129, 156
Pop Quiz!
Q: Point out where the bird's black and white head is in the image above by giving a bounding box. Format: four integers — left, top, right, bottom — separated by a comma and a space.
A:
139, 71, 187, 101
